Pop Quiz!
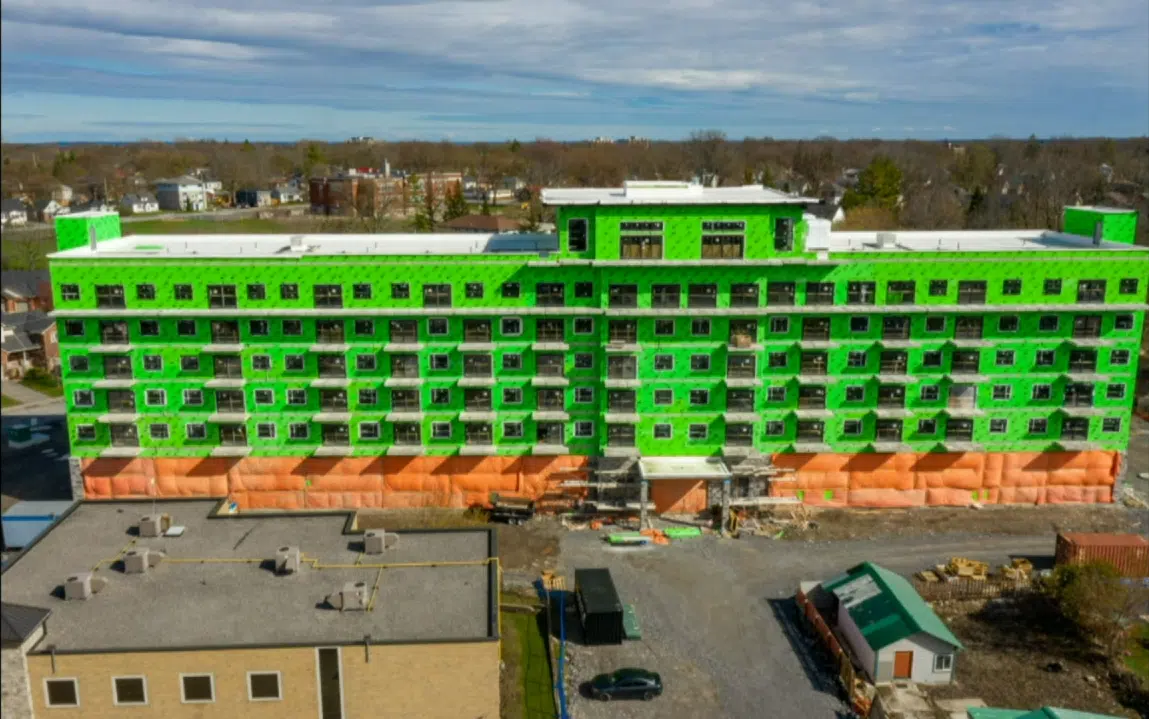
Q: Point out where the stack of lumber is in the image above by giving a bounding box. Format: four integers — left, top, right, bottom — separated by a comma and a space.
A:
997, 557, 1033, 581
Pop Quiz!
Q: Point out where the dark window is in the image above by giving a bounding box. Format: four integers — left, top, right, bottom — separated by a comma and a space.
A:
181, 356, 200, 371
45, 679, 79, 707
1076, 279, 1106, 303
355, 319, 374, 336
536, 283, 565, 307
609, 284, 638, 308
252, 355, 271, 370
1102, 418, 1122, 433
688, 284, 717, 308
774, 217, 794, 251
136, 284, 155, 300
314, 284, 343, 308
359, 389, 378, 405
280, 283, 299, 300
143, 355, 162, 371
847, 282, 876, 305
1035, 350, 1055, 367
652, 284, 680, 308
247, 283, 266, 300
730, 283, 759, 307
767, 282, 796, 306
887, 281, 915, 304
957, 280, 987, 305
466, 282, 484, 299
1119, 278, 1140, 294
929, 280, 948, 297
69, 355, 89, 372
285, 355, 305, 371
1115, 314, 1134, 330
1043, 279, 1062, 296
60, 284, 80, 301
998, 316, 1019, 332
574, 318, 594, 335
175, 284, 194, 300
282, 319, 302, 336
574, 282, 593, 298
845, 385, 865, 402
654, 319, 675, 336
114, 677, 147, 705
423, 284, 451, 307
568, 218, 588, 252
76, 424, 96, 440
427, 318, 449, 336
691, 318, 711, 336
501, 318, 522, 336
64, 319, 85, 337
502, 282, 520, 298
1002, 279, 1022, 296
806, 282, 834, 305
850, 316, 870, 333
177, 320, 197, 337
139, 320, 159, 337
249, 319, 269, 336
1039, 315, 1059, 332
248, 673, 281, 701
391, 283, 410, 299
654, 355, 673, 370
95, 284, 126, 308
620, 221, 663, 231
575, 353, 594, 369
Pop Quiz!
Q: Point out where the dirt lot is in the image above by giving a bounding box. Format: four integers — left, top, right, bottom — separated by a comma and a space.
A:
354, 508, 560, 574
775, 503, 1144, 542
930, 597, 1149, 718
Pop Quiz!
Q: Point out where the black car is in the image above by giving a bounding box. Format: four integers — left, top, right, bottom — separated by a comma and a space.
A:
588, 668, 662, 701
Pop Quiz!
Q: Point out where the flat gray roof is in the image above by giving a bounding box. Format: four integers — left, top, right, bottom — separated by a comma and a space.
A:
49, 232, 558, 259
0, 501, 495, 652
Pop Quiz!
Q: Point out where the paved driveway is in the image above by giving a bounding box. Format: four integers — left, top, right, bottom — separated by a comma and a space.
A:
1, 380, 65, 417
557, 531, 1056, 719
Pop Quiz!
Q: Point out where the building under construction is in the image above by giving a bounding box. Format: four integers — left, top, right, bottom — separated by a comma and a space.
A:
47, 185, 1147, 520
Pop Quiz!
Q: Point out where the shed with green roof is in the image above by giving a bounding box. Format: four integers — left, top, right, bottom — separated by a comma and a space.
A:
968, 707, 1123, 719
820, 562, 962, 684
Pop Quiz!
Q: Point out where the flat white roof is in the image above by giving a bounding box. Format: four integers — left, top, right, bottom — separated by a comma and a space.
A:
638, 457, 731, 480
1065, 205, 1137, 214
58, 210, 118, 219
49, 232, 560, 259
827, 229, 1145, 254
542, 181, 817, 206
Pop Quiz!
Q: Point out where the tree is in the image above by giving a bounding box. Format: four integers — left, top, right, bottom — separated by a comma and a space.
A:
1048, 561, 1147, 657
442, 181, 468, 221
761, 166, 775, 189
520, 195, 544, 232
687, 129, 730, 186
1024, 134, 1041, 160
303, 143, 325, 176
508, 139, 521, 153
480, 191, 491, 216
899, 183, 965, 229
841, 156, 903, 212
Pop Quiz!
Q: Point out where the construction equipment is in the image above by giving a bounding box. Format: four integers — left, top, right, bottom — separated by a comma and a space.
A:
946, 557, 989, 578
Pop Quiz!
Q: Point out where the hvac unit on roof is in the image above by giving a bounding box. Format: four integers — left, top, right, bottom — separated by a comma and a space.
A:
138, 514, 172, 538
289, 235, 308, 252
123, 548, 165, 575
363, 529, 400, 555
64, 572, 109, 600
275, 546, 301, 575
876, 232, 897, 249
326, 581, 369, 611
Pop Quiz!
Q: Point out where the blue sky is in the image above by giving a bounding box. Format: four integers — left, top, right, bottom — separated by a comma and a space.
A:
1, 0, 1147, 142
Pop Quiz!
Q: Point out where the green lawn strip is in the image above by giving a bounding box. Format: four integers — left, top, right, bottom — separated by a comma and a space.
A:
1, 394, 22, 408
501, 610, 558, 718
1125, 622, 1149, 682
20, 376, 63, 397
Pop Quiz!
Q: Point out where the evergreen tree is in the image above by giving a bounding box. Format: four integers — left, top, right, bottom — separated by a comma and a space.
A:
841, 156, 903, 212
443, 181, 468, 221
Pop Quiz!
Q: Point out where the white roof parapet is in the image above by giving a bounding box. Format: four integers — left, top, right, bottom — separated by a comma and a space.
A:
542, 183, 817, 206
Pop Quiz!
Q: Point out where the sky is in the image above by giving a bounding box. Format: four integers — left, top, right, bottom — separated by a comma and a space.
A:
1, 0, 1147, 143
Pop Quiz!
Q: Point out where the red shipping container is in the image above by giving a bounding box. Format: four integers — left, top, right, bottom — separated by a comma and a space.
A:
1055, 532, 1149, 578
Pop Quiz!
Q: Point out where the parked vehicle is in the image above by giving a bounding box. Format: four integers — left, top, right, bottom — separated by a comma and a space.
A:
588, 668, 662, 701
487, 493, 535, 526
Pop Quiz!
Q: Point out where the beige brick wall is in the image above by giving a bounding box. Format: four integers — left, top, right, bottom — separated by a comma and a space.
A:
341, 640, 500, 719
24, 640, 499, 718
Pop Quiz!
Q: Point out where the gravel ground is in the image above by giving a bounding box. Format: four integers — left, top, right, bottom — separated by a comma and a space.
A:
555, 530, 1057, 719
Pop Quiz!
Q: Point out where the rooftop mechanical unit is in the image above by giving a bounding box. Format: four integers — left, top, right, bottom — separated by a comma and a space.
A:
275, 546, 301, 575
363, 529, 400, 555
326, 581, 369, 611
123, 548, 165, 574
64, 572, 109, 600
138, 514, 172, 538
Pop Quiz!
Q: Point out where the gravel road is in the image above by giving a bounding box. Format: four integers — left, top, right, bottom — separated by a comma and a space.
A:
556, 531, 1058, 719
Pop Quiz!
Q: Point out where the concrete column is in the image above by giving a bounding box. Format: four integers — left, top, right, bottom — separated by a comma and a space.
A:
639, 479, 649, 529
721, 478, 731, 535
68, 456, 84, 501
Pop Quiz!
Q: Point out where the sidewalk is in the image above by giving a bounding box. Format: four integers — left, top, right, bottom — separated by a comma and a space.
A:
1, 380, 65, 416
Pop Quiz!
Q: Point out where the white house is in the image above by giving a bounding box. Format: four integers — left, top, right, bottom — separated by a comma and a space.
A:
1, 199, 28, 227
819, 562, 962, 685
154, 176, 207, 211
272, 185, 303, 204
120, 193, 159, 214
51, 184, 73, 205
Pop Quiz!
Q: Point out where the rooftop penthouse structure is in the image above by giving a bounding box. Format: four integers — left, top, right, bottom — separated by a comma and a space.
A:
48, 188, 1146, 513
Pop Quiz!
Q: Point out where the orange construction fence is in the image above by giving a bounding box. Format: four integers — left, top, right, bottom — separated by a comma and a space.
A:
80, 450, 1120, 509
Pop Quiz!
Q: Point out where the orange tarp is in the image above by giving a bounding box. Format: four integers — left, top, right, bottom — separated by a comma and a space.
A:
80, 450, 1117, 510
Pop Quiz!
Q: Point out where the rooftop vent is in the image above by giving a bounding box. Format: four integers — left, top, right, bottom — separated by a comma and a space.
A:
1092, 220, 1103, 246
876, 232, 897, 249
326, 581, 369, 611
123, 549, 165, 575
64, 572, 108, 600
275, 546, 301, 575
289, 235, 308, 252
138, 514, 172, 538
363, 529, 400, 555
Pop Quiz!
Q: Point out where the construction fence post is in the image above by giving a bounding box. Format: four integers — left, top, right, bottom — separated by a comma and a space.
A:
639, 479, 649, 529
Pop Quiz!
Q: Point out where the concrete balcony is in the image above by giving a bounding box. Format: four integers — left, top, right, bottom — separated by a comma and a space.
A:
385, 411, 424, 422
531, 376, 570, 388
603, 446, 639, 457
384, 342, 425, 352
724, 377, 763, 388
797, 340, 839, 350
203, 343, 245, 353
532, 411, 570, 421
205, 378, 247, 389
211, 445, 252, 457
97, 413, 140, 423
88, 344, 134, 354
872, 408, 912, 419
311, 378, 352, 388
458, 342, 496, 352
1068, 337, 1114, 348
313, 445, 354, 457
93, 379, 137, 389
532, 444, 569, 455
792, 441, 832, 453
941, 407, 985, 418
459, 445, 497, 456
310, 343, 351, 353
384, 377, 424, 388
531, 342, 570, 351
793, 408, 832, 419
603, 413, 639, 423
947, 338, 991, 349
208, 412, 250, 422
723, 412, 759, 422
313, 412, 352, 423
870, 441, 912, 453
459, 411, 496, 422
604, 343, 641, 353
604, 379, 641, 389
458, 377, 496, 388
100, 446, 142, 458
874, 374, 917, 384
387, 445, 426, 456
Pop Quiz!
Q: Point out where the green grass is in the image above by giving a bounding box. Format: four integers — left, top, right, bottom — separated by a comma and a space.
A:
1126, 622, 1149, 682
501, 610, 558, 719
1, 394, 21, 408
20, 375, 63, 397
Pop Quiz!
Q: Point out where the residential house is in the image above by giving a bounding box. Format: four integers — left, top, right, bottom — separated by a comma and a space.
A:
441, 214, 521, 234
119, 193, 159, 214
1, 311, 58, 377
817, 562, 962, 684
1, 199, 28, 227
28, 199, 64, 223
0, 500, 501, 718
51, 185, 73, 206
309, 175, 404, 217
0, 271, 53, 313
154, 176, 207, 211
67, 199, 115, 214
236, 189, 272, 208
271, 184, 303, 204
806, 201, 846, 225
